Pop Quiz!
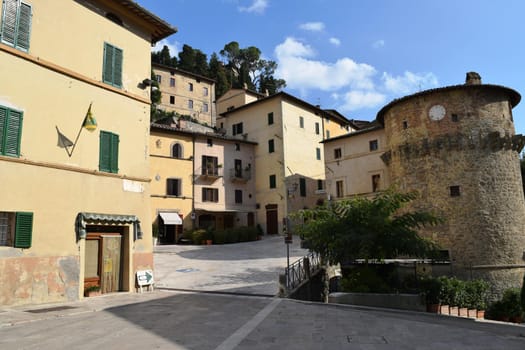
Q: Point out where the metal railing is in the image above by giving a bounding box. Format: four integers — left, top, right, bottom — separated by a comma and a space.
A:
285, 252, 321, 291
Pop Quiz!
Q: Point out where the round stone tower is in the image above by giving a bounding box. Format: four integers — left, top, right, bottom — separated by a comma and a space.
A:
377, 72, 525, 296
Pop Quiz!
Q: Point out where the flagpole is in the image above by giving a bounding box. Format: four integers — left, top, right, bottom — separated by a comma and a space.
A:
68, 102, 94, 158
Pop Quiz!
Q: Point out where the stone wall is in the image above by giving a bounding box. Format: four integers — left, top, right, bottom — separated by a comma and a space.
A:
381, 83, 525, 296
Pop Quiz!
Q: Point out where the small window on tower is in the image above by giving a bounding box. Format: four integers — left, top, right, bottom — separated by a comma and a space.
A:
451, 114, 459, 122
450, 186, 460, 197
402, 120, 408, 129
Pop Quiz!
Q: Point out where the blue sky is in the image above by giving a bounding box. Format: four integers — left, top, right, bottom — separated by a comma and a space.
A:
137, 0, 525, 134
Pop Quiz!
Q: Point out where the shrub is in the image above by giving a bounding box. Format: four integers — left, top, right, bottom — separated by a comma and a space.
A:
465, 279, 489, 310
486, 288, 524, 321
191, 229, 207, 244
521, 274, 525, 313
438, 276, 465, 306
239, 226, 258, 242
420, 277, 442, 304
341, 266, 392, 293
212, 230, 227, 244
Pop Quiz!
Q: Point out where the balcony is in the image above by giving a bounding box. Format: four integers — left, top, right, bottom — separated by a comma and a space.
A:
229, 168, 251, 183
198, 166, 223, 180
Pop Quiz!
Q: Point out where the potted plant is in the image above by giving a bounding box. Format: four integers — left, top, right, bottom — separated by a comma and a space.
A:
471, 279, 489, 319
438, 276, 452, 315
420, 277, 441, 313
84, 285, 101, 297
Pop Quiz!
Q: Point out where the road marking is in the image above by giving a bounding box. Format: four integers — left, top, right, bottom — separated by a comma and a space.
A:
214, 298, 281, 350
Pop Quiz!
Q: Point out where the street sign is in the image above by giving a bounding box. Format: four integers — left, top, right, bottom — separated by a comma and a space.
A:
136, 270, 154, 292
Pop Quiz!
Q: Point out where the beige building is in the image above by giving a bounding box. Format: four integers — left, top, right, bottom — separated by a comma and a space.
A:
217, 90, 351, 234
0, 0, 175, 306
216, 88, 265, 115
153, 63, 216, 127
150, 123, 257, 241
323, 122, 389, 199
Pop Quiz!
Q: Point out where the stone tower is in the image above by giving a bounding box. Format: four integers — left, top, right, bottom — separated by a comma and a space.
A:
377, 72, 525, 296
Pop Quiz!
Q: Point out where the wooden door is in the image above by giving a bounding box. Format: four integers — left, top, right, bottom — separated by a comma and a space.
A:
84, 233, 121, 294
266, 204, 278, 235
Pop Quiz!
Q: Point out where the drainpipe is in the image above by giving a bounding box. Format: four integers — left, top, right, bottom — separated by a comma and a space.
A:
192, 133, 196, 230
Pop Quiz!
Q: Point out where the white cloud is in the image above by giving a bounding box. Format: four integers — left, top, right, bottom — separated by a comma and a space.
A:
151, 39, 180, 55
299, 22, 325, 32
382, 71, 439, 95
372, 40, 385, 49
238, 0, 268, 14
275, 37, 376, 92
329, 37, 341, 46
337, 90, 387, 112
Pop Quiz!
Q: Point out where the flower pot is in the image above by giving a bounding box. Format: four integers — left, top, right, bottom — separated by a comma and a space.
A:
458, 307, 468, 318
206, 239, 212, 245
439, 305, 450, 315
427, 304, 440, 313
449, 306, 459, 316
510, 316, 523, 324
476, 310, 485, 319
467, 309, 477, 318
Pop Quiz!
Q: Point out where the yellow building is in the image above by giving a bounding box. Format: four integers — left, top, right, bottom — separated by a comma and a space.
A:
217, 91, 351, 234
150, 123, 257, 241
153, 63, 216, 127
322, 122, 389, 199
0, 0, 175, 306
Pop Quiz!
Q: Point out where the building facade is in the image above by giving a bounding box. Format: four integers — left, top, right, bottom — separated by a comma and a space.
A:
0, 0, 175, 305
153, 63, 216, 127
218, 91, 350, 234
377, 72, 525, 295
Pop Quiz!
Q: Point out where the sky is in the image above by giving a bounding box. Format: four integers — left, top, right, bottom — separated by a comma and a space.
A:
137, 0, 525, 134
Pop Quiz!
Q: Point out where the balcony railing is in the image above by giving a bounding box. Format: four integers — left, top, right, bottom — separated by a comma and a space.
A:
229, 168, 251, 183
198, 166, 223, 179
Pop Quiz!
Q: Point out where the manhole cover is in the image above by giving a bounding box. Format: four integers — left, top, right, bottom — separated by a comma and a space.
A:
347, 336, 388, 344
26, 306, 77, 314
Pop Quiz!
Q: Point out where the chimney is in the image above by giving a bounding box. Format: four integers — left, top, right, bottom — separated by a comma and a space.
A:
465, 72, 482, 85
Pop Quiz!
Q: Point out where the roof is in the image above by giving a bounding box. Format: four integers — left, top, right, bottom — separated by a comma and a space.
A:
376, 83, 521, 125
215, 88, 267, 103
152, 63, 216, 84
321, 122, 383, 144
150, 123, 258, 145
348, 119, 374, 130
323, 109, 351, 126
95, 0, 177, 43
219, 91, 326, 118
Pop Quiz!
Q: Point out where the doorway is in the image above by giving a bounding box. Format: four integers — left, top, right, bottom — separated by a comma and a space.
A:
84, 232, 122, 294
265, 204, 278, 235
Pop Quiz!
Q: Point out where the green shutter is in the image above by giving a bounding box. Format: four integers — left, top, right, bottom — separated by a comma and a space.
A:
99, 131, 111, 172
1, 0, 31, 51
113, 47, 123, 88
110, 133, 119, 173
1, 0, 18, 47
103, 43, 123, 88
0, 106, 22, 157
14, 211, 32, 248
16, 2, 31, 51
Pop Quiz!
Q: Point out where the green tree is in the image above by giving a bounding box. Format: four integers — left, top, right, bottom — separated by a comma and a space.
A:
178, 44, 209, 76
293, 190, 441, 265
209, 53, 230, 97
151, 45, 176, 66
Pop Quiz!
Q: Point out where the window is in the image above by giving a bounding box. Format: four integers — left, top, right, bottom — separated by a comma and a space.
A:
234, 159, 242, 178
402, 120, 408, 129
235, 143, 240, 151
171, 143, 183, 158
0, 0, 31, 51
315, 122, 320, 135
316, 147, 321, 160
334, 148, 342, 159
188, 100, 193, 109
268, 139, 275, 153
336, 180, 344, 198
369, 139, 378, 151
372, 174, 381, 192
317, 179, 324, 191
269, 174, 276, 189
99, 131, 119, 173
0, 105, 23, 157
202, 187, 218, 202
450, 185, 461, 197
102, 43, 123, 88
232, 122, 243, 136
202, 103, 209, 112
326, 130, 330, 139
170, 78, 175, 87
207, 138, 213, 147
201, 155, 218, 175
235, 190, 243, 204
0, 211, 32, 248
203, 87, 208, 96
299, 178, 306, 197
167, 178, 181, 196
299, 116, 304, 128
268, 112, 274, 125
156, 75, 162, 84
188, 82, 193, 91
451, 114, 459, 122
169, 96, 175, 104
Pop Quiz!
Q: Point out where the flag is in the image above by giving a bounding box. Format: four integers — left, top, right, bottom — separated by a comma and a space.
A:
56, 126, 74, 148
83, 103, 97, 131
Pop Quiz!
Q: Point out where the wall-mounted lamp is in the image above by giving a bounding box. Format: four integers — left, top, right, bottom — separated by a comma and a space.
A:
56, 102, 97, 157
82, 103, 97, 131
142, 78, 153, 87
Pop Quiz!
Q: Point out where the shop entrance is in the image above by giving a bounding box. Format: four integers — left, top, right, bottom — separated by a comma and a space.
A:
84, 232, 122, 294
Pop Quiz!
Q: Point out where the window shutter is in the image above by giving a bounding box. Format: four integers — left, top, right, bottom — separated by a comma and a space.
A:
1, 0, 18, 47
113, 47, 123, 88
14, 211, 33, 248
5, 109, 22, 156
16, 2, 31, 51
110, 133, 119, 173
103, 43, 114, 85
99, 131, 111, 172
0, 107, 6, 155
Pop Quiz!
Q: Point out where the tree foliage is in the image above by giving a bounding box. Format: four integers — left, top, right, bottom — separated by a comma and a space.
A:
292, 190, 442, 265
151, 41, 286, 98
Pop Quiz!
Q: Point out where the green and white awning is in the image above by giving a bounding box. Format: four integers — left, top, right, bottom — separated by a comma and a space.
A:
75, 212, 143, 241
